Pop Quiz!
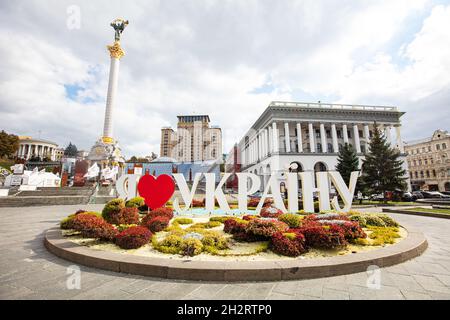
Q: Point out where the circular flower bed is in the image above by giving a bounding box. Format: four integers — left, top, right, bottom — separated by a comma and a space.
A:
59, 198, 406, 259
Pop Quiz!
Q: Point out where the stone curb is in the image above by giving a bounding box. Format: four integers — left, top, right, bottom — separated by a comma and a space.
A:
383, 208, 450, 220
44, 226, 427, 282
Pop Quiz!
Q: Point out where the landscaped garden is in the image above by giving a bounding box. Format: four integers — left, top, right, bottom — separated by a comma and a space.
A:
59, 197, 406, 260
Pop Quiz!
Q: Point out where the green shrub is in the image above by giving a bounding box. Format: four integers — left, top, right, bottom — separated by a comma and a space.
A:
181, 238, 203, 256
102, 198, 125, 222
209, 216, 234, 223
153, 235, 183, 254
364, 215, 386, 227
125, 196, 145, 208
377, 214, 399, 227
189, 221, 222, 229
278, 213, 302, 228
117, 224, 138, 232
172, 218, 193, 225
349, 214, 367, 227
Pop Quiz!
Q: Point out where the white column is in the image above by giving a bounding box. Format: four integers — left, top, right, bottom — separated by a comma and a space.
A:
331, 123, 338, 153
308, 123, 315, 153
103, 56, 121, 140
343, 124, 349, 144
353, 124, 361, 153
272, 122, 279, 153
296, 123, 303, 153
258, 132, 262, 159
384, 125, 392, 145
27, 144, 31, 160
268, 126, 273, 153
264, 128, 269, 156
320, 123, 327, 153
395, 125, 405, 153
284, 123, 290, 153
364, 124, 370, 142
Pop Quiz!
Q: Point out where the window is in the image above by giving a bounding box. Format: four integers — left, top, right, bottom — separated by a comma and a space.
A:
420, 171, 424, 178
436, 144, 441, 150
317, 143, 322, 153
428, 146, 432, 152
327, 143, 333, 152
326, 130, 331, 138
426, 170, 430, 178
348, 130, 352, 139
337, 130, 342, 139
433, 170, 436, 177
415, 172, 418, 179
315, 130, 320, 138
443, 143, 447, 149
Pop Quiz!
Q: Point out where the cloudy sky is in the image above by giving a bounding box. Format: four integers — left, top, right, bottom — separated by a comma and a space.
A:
1, 0, 450, 158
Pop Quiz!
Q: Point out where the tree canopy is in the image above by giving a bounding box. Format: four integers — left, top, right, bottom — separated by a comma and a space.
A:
0, 130, 19, 159
64, 142, 78, 157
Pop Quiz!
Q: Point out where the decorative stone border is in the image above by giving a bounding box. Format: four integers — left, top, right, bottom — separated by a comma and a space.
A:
44, 226, 427, 282
383, 208, 450, 220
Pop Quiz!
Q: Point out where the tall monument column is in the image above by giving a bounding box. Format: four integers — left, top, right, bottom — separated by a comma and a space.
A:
88, 18, 128, 168
102, 19, 128, 144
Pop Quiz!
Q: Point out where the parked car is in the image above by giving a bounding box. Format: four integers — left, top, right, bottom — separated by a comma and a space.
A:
401, 192, 416, 202
421, 191, 448, 199
412, 191, 424, 199
369, 193, 385, 201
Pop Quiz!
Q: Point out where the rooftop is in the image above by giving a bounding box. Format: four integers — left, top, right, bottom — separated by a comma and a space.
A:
269, 101, 398, 112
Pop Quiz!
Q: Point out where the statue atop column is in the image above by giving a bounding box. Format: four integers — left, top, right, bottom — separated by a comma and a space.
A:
111, 18, 129, 42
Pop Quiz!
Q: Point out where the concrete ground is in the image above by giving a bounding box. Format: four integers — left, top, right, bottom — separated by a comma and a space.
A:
1, 204, 450, 300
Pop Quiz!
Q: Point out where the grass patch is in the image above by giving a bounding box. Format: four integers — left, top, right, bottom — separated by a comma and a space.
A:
404, 208, 450, 215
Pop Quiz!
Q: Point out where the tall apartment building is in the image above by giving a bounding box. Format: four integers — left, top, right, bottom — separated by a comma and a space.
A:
160, 115, 222, 162
405, 130, 450, 192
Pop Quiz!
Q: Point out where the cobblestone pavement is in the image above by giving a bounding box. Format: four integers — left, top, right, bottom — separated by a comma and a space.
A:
1, 204, 450, 300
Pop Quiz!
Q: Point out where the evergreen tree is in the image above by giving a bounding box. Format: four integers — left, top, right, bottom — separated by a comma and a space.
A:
361, 125, 407, 201
335, 143, 360, 187
64, 142, 78, 157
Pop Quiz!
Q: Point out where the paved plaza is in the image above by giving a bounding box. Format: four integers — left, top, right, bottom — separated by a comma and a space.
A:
1, 204, 450, 300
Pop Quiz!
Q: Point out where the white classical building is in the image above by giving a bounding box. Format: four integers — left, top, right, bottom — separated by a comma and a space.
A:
16, 136, 58, 161
237, 101, 410, 190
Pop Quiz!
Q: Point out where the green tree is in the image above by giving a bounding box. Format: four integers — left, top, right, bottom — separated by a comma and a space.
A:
0, 130, 19, 159
335, 143, 360, 187
360, 125, 407, 201
64, 142, 78, 157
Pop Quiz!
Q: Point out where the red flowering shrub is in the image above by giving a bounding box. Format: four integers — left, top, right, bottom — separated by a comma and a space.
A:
107, 207, 140, 225
247, 198, 273, 208
315, 213, 350, 221
321, 221, 366, 241
271, 231, 307, 257
192, 199, 204, 207
297, 224, 347, 249
232, 231, 266, 242
245, 219, 289, 238
145, 207, 174, 220
242, 215, 259, 221
114, 226, 152, 249
71, 214, 117, 240
260, 206, 283, 218
223, 219, 248, 234
141, 216, 170, 233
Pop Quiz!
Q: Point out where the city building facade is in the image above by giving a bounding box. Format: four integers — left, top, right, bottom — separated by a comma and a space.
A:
236, 101, 410, 191
405, 130, 450, 192
160, 115, 222, 163
15, 136, 58, 161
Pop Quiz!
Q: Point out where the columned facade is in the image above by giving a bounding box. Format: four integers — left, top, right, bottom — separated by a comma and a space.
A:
237, 101, 410, 191
16, 137, 58, 161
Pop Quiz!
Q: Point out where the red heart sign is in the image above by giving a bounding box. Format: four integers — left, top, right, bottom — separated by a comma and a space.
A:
137, 174, 175, 210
